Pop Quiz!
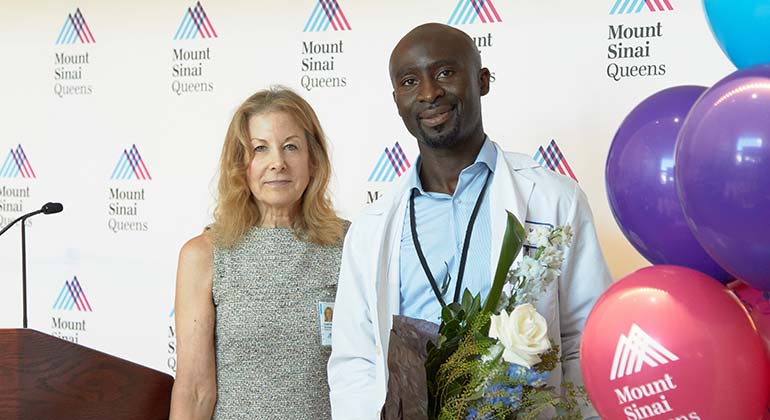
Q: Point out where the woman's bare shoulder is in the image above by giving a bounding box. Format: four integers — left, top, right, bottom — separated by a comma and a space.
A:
179, 231, 214, 272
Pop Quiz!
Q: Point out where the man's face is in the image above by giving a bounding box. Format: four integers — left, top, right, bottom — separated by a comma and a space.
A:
390, 31, 489, 149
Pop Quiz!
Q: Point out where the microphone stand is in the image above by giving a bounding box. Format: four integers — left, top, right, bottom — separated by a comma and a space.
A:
21, 218, 28, 328
0, 203, 62, 329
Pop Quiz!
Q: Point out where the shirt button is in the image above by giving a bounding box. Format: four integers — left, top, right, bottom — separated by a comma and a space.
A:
375, 345, 382, 356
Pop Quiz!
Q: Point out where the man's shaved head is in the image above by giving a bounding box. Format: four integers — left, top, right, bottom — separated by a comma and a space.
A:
389, 23, 481, 84
387, 23, 490, 151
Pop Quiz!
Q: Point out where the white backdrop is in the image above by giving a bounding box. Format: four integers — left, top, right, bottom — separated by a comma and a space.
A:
0, 0, 735, 375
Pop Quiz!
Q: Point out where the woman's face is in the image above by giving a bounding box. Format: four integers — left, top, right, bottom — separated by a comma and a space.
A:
246, 111, 312, 216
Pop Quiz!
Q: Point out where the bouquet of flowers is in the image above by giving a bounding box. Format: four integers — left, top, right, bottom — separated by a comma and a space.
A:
381, 212, 587, 420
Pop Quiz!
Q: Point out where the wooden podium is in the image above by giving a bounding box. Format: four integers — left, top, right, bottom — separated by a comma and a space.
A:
0, 329, 173, 420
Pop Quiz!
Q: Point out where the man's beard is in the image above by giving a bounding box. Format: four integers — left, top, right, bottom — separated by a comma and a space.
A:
416, 114, 462, 149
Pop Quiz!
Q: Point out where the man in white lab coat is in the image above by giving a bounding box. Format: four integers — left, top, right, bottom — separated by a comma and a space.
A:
328, 23, 612, 420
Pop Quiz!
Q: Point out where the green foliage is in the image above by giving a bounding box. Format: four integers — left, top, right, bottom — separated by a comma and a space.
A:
482, 212, 526, 316
424, 214, 587, 419
427, 213, 525, 418
434, 308, 495, 419
426, 289, 487, 417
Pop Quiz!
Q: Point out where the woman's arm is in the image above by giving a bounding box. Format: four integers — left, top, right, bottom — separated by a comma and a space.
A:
169, 233, 217, 420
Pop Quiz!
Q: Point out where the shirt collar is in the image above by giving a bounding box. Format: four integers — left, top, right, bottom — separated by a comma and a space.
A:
408, 136, 497, 195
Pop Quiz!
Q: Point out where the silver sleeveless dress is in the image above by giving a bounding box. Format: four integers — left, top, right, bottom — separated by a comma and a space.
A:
211, 225, 346, 419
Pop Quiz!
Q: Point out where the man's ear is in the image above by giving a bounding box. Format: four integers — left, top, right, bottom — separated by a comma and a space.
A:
479, 67, 491, 96
392, 90, 403, 116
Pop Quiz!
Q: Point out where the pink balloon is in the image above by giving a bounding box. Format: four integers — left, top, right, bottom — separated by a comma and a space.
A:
729, 280, 770, 353
581, 266, 770, 420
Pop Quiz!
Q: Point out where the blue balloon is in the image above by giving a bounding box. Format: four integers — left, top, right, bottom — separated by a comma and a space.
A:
703, 0, 770, 69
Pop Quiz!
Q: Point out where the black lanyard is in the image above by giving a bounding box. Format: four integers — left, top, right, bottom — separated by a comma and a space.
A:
409, 171, 491, 308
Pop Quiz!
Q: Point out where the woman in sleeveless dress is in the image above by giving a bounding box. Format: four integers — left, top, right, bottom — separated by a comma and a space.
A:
170, 87, 347, 420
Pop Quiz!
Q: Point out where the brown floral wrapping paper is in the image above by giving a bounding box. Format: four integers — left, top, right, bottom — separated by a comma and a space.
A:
380, 315, 440, 420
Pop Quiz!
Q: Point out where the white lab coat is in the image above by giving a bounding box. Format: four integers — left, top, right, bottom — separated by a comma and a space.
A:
328, 142, 612, 420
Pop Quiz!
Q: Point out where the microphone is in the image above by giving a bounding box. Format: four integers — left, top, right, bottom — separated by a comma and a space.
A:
42, 202, 63, 215
40, 203, 64, 214
0, 202, 64, 236
0, 202, 63, 329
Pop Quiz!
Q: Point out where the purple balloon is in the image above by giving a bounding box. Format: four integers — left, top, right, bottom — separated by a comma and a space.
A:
676, 65, 770, 290
606, 85, 732, 282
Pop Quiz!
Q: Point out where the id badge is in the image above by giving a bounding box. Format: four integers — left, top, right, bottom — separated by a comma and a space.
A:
318, 301, 334, 347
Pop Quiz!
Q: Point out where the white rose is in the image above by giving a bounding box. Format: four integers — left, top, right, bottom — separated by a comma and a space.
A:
488, 303, 551, 368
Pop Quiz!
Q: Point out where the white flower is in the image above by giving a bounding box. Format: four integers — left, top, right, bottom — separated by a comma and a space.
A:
502, 282, 514, 299
539, 247, 564, 269
514, 256, 546, 280
543, 268, 561, 284
481, 342, 505, 363
498, 282, 516, 312
527, 225, 551, 248
488, 304, 551, 368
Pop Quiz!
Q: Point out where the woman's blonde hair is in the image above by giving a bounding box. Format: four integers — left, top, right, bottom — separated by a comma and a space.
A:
212, 86, 342, 248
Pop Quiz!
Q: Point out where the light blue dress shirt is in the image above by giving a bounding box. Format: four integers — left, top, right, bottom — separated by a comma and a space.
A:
399, 137, 497, 322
